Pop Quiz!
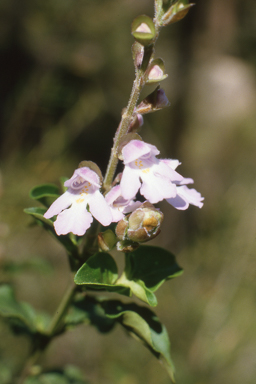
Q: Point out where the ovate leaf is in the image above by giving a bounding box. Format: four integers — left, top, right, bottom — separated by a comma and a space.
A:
74, 252, 118, 288
103, 300, 175, 382
29, 184, 60, 207
116, 246, 183, 306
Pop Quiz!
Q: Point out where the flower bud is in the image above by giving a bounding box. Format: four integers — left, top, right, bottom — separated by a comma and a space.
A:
146, 59, 168, 84
98, 229, 117, 252
162, 1, 195, 26
132, 41, 144, 69
136, 86, 170, 114
116, 202, 164, 243
128, 113, 144, 133
131, 15, 156, 46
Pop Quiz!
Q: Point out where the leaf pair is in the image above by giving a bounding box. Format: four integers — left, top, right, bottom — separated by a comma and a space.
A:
74, 246, 183, 307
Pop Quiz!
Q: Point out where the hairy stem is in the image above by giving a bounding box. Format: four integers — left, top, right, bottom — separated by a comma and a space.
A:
103, 72, 143, 191
103, 4, 163, 192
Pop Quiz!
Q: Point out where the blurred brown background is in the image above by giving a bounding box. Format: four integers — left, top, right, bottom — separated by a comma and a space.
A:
0, 0, 256, 383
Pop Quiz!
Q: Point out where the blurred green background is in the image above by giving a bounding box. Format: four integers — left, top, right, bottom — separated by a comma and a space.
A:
1, 0, 256, 383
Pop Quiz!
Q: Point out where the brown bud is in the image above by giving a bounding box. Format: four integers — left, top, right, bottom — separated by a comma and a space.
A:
116, 202, 164, 243
136, 86, 170, 114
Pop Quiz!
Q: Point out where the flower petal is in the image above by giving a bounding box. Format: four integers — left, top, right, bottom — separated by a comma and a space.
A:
44, 191, 75, 219
122, 140, 159, 164
89, 190, 113, 226
120, 166, 141, 200
105, 185, 122, 205
140, 172, 176, 203
54, 202, 93, 235
167, 185, 204, 210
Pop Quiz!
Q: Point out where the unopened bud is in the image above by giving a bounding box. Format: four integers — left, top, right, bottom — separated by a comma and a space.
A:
116, 202, 164, 243
148, 65, 163, 80
136, 86, 170, 114
131, 15, 156, 46
132, 42, 144, 68
146, 59, 168, 84
98, 229, 117, 252
128, 113, 144, 133
162, 1, 195, 26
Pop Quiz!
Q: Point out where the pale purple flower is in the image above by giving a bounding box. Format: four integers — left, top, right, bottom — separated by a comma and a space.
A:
44, 167, 112, 236
105, 184, 141, 222
162, 159, 204, 210
120, 140, 183, 204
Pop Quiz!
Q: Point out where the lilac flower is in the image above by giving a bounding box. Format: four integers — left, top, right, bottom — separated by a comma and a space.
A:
120, 139, 204, 209
162, 159, 204, 210
120, 140, 182, 204
105, 184, 141, 222
44, 167, 112, 236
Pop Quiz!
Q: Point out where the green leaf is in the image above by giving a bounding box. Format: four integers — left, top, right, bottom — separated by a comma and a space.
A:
65, 295, 116, 333
0, 284, 36, 334
24, 366, 88, 384
103, 300, 175, 382
74, 252, 118, 287
116, 246, 183, 306
24, 374, 68, 384
125, 245, 183, 290
29, 184, 60, 207
24, 207, 79, 258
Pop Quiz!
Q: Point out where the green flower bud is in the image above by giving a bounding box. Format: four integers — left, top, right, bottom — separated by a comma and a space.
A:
162, 1, 195, 26
116, 202, 164, 243
131, 15, 156, 46
146, 59, 168, 84
98, 229, 117, 252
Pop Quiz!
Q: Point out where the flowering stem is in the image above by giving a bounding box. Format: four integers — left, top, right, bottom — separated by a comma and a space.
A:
103, 4, 163, 192
103, 72, 143, 191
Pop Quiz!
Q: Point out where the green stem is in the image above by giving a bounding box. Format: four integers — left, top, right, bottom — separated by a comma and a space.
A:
46, 279, 77, 336
103, 72, 143, 191
16, 280, 77, 384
